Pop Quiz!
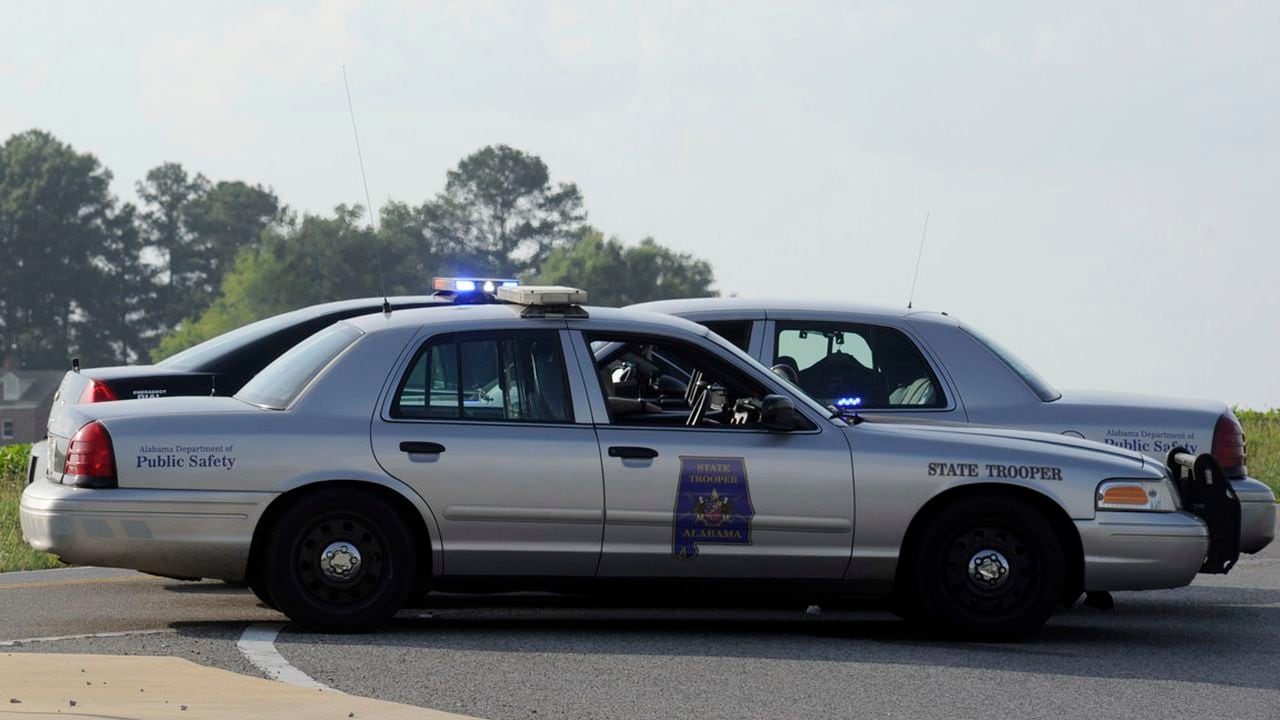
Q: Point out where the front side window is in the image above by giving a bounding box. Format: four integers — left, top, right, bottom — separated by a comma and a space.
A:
392, 331, 572, 423
773, 323, 945, 410
589, 332, 813, 430
235, 323, 363, 409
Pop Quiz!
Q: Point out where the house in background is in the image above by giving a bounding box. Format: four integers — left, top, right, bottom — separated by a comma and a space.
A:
1, 368, 62, 446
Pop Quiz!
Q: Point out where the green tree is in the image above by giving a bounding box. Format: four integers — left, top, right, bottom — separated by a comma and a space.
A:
424, 145, 585, 277
532, 228, 717, 305
151, 204, 429, 361
0, 130, 145, 367
78, 203, 161, 363
137, 163, 282, 329
184, 179, 285, 296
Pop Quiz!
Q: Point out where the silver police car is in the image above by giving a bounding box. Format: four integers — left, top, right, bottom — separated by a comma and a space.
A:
631, 297, 1275, 556
21, 284, 1240, 639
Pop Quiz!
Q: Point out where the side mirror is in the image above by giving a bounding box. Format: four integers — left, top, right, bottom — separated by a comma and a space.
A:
760, 394, 803, 432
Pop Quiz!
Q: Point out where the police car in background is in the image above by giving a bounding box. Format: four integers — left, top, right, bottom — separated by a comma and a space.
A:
27, 294, 477, 488
629, 297, 1275, 555
21, 281, 1243, 640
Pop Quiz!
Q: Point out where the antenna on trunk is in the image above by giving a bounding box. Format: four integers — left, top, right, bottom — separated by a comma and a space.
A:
907, 212, 930, 310
342, 65, 391, 315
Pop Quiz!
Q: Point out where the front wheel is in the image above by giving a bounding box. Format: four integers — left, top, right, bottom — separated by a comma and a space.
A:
263, 489, 417, 633
909, 495, 1065, 641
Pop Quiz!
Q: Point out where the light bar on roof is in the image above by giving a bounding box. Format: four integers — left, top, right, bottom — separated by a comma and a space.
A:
496, 285, 588, 306
433, 277, 519, 294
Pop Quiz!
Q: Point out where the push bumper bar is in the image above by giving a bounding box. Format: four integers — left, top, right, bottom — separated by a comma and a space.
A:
1168, 449, 1241, 574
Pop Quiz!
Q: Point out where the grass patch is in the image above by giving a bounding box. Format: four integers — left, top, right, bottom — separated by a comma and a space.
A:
1238, 409, 1280, 498
0, 443, 61, 572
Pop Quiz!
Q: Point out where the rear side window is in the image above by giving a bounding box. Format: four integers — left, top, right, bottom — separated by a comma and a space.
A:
774, 322, 946, 409
235, 324, 363, 409
702, 321, 752, 352
392, 331, 573, 423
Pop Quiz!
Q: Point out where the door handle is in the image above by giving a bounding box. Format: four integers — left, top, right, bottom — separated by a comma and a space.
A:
608, 446, 659, 460
400, 441, 446, 454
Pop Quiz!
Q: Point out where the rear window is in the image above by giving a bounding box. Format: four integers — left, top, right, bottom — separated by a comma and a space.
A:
235, 324, 363, 409
158, 312, 307, 371
961, 324, 1061, 402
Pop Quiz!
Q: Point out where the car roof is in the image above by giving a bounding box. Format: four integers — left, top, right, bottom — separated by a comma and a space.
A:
343, 302, 714, 338
628, 296, 957, 324
157, 295, 446, 372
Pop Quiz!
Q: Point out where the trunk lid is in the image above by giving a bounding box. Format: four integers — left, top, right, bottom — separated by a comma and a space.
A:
44, 395, 252, 484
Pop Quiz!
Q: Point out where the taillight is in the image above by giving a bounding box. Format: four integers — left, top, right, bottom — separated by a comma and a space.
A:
63, 421, 117, 488
78, 379, 118, 404
1211, 412, 1247, 477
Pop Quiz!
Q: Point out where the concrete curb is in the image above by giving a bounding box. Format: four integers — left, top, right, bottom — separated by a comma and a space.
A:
0, 653, 479, 719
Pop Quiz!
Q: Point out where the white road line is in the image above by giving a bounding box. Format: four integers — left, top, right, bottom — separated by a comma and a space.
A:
0, 628, 174, 647
236, 622, 336, 692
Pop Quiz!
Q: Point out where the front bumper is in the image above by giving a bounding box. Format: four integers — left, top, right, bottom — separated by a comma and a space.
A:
20, 477, 275, 582
1076, 511, 1209, 592
1233, 477, 1276, 554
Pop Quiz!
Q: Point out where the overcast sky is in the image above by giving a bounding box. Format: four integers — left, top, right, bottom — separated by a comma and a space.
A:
3, 1, 1277, 407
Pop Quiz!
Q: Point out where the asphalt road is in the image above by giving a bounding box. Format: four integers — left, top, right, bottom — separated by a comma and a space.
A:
2, 537, 1279, 720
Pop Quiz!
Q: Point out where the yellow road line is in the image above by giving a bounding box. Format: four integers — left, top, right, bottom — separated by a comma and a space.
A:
0, 575, 154, 591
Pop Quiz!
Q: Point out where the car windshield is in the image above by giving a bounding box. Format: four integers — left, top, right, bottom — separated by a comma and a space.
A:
961, 324, 1061, 402
235, 324, 363, 409
157, 311, 309, 371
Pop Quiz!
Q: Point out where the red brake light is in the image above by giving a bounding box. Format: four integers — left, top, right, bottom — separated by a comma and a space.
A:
63, 421, 117, 487
1211, 412, 1247, 477
78, 379, 118, 404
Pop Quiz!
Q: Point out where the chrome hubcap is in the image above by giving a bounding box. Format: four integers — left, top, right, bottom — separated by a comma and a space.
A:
968, 550, 1010, 588
319, 542, 362, 581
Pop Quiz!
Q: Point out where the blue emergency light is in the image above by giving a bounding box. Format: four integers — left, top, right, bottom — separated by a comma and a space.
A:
433, 277, 519, 294
834, 396, 863, 408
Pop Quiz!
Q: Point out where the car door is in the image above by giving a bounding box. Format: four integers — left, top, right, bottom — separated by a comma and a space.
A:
372, 327, 604, 577
761, 316, 967, 422
571, 328, 856, 579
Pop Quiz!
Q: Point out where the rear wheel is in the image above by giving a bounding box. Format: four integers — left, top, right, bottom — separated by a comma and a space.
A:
263, 488, 416, 633
910, 495, 1065, 641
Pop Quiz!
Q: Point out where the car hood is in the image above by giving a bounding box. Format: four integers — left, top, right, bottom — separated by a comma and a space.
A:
857, 416, 1149, 469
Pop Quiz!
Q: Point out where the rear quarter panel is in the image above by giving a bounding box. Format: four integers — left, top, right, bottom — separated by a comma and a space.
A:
99, 326, 416, 495
72, 325, 445, 573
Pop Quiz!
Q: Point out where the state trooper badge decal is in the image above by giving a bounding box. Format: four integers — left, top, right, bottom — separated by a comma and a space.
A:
673, 456, 754, 559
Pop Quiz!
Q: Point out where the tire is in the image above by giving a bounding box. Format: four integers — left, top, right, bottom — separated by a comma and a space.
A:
909, 495, 1065, 641
262, 488, 417, 633
248, 578, 278, 611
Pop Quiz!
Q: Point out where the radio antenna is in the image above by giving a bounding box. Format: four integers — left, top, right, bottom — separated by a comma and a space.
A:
907, 211, 930, 310
341, 65, 390, 314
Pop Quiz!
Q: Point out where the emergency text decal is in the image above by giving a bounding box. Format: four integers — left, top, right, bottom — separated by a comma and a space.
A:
673, 456, 754, 559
